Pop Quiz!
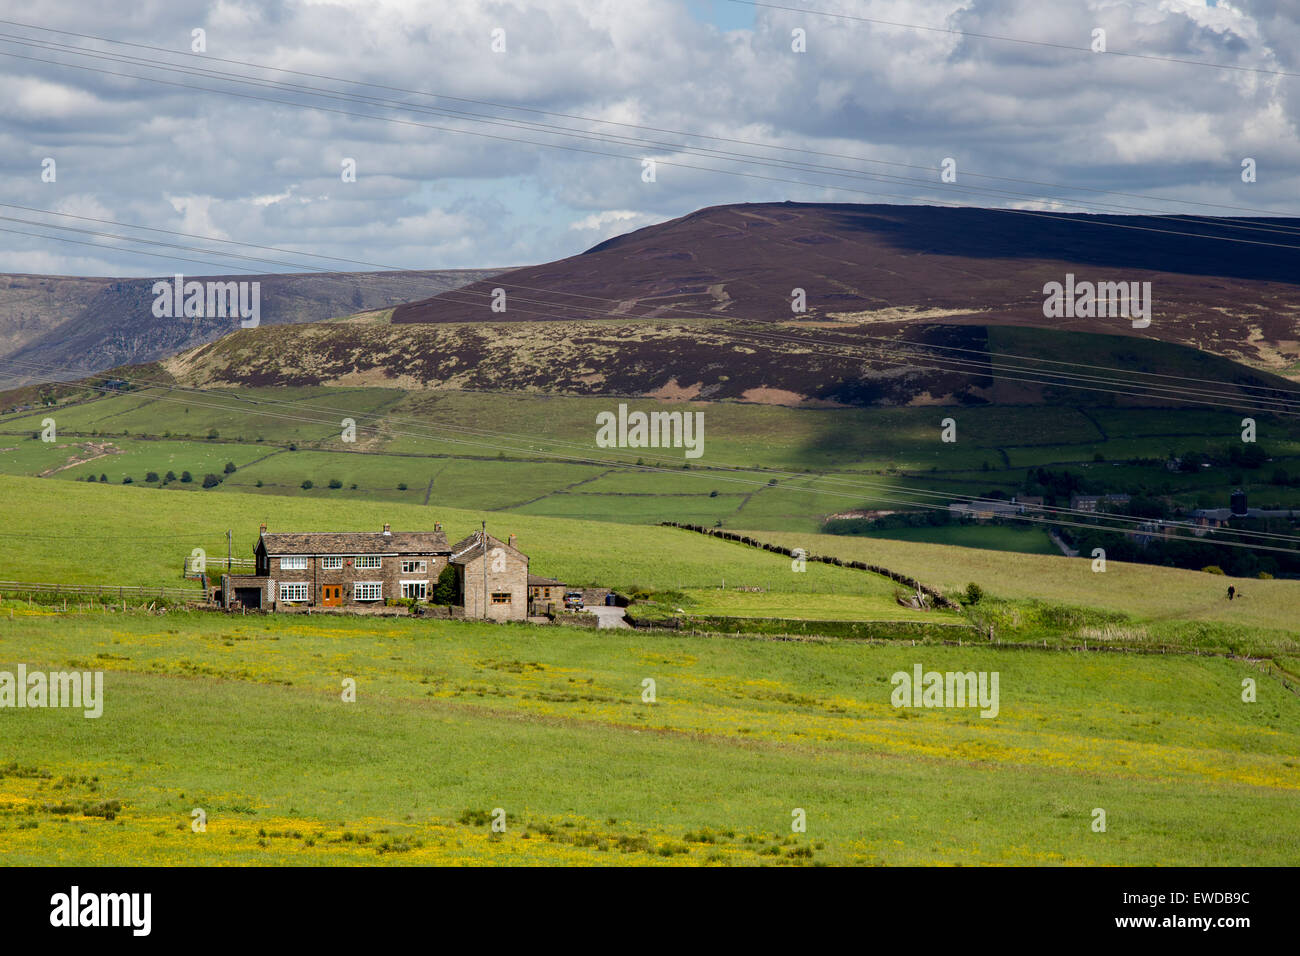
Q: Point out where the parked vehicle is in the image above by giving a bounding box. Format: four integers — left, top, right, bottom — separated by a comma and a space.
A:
564, 590, 584, 610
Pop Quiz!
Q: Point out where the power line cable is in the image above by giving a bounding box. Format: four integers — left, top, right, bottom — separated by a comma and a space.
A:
4, 44, 1300, 253
724, 0, 1300, 79
1, 16, 1292, 217
5, 30, 1300, 242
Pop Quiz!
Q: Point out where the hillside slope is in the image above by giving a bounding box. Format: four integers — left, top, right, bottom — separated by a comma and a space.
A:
0, 268, 504, 387
392, 202, 1300, 379
138, 319, 1295, 411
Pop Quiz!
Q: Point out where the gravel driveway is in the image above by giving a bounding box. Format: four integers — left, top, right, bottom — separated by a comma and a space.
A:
583, 606, 631, 629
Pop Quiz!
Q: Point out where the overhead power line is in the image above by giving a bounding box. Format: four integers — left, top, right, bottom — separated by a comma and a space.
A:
4, 28, 1300, 240
0, 15, 1292, 218
2, 35, 1299, 248
724, 0, 1300, 80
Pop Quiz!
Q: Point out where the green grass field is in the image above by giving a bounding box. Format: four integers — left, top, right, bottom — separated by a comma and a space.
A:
0, 607, 1295, 865
756, 527, 1300, 653
4, 256, 1299, 869
2, 474, 1296, 654
0, 475, 912, 605
4, 385, 1297, 535
0, 472, 1297, 866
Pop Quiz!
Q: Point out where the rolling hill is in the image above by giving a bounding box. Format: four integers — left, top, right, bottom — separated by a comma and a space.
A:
392, 202, 1300, 380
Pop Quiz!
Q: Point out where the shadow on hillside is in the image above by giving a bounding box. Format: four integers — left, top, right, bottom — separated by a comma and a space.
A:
813, 203, 1300, 285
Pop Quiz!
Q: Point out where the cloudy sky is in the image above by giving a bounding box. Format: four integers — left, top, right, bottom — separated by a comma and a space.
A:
1, 0, 1297, 277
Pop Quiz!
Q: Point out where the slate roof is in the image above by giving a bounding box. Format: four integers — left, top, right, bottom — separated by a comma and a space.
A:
1192, 508, 1298, 520
225, 574, 267, 585
259, 530, 450, 555
528, 574, 564, 587
450, 532, 525, 564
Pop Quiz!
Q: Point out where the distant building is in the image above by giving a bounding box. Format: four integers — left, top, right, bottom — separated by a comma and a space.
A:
949, 500, 1022, 521
1128, 518, 1193, 545
1187, 488, 1300, 528
1191, 506, 1298, 529
1070, 493, 1130, 513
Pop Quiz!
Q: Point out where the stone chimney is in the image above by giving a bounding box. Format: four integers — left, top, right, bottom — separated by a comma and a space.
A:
382, 523, 392, 536
259, 523, 267, 536
434, 521, 442, 533
508, 533, 517, 549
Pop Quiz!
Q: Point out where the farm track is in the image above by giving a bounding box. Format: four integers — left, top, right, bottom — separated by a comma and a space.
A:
36, 441, 121, 476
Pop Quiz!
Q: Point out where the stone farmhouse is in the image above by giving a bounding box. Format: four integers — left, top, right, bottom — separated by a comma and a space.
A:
222, 523, 546, 621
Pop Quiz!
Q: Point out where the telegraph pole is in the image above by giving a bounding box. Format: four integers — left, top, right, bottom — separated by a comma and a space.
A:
227, 529, 232, 571
481, 520, 487, 618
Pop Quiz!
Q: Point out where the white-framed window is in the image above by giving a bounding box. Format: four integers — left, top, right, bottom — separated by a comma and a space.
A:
491, 591, 512, 605
321, 556, 343, 570
355, 555, 382, 570
401, 560, 427, 574
280, 556, 309, 570
400, 580, 428, 600
354, 582, 382, 602
279, 582, 310, 603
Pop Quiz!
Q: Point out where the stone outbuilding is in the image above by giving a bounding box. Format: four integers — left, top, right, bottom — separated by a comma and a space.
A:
449, 531, 530, 622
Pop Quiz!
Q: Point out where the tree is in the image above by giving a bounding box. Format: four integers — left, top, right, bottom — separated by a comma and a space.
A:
328, 478, 343, 489
145, 471, 159, 483
301, 479, 314, 490
181, 471, 193, 483
224, 461, 237, 474
99, 473, 107, 483
963, 582, 984, 605
433, 565, 457, 605
202, 473, 221, 488
164, 470, 177, 483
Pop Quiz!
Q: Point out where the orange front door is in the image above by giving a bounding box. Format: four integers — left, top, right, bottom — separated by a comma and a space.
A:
322, 585, 342, 607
